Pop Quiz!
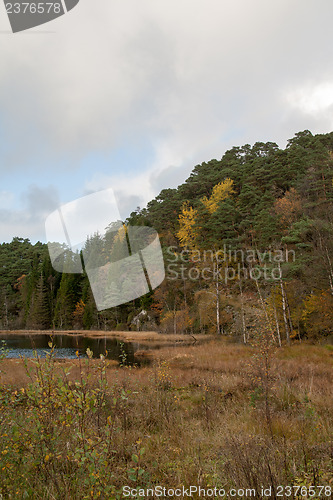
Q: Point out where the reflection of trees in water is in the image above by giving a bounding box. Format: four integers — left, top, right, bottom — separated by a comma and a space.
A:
0, 334, 138, 363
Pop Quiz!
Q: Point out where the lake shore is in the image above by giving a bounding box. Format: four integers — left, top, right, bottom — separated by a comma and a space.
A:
0, 329, 214, 342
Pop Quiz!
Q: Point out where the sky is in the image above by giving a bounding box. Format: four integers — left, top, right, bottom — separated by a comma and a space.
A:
1, 0, 333, 243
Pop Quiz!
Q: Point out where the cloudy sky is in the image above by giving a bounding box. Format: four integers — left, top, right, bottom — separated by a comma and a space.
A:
1, 0, 333, 243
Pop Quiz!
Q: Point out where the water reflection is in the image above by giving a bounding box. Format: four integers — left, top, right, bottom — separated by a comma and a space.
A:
0, 334, 138, 364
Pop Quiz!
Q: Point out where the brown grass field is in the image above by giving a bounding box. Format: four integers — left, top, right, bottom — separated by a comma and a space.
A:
0, 337, 332, 499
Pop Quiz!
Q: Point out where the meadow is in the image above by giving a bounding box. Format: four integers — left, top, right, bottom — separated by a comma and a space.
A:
0, 336, 332, 499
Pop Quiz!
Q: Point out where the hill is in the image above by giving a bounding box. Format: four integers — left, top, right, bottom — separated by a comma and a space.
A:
1, 129, 333, 342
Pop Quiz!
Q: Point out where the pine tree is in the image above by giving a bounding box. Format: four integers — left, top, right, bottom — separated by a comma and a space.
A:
27, 273, 51, 329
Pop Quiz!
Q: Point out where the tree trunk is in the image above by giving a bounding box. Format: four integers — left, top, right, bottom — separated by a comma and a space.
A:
272, 294, 282, 347
254, 275, 276, 344
239, 280, 247, 344
325, 245, 333, 295
278, 262, 290, 344
215, 261, 220, 334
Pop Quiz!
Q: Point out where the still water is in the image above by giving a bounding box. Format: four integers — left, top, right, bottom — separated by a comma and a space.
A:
0, 333, 153, 364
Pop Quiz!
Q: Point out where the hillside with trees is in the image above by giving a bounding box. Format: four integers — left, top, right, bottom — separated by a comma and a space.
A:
1, 129, 333, 342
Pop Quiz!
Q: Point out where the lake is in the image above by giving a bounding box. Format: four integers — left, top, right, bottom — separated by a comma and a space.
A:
0, 333, 156, 365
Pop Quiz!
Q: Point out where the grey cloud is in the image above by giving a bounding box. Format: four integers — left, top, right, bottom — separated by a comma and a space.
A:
114, 193, 143, 220
0, 185, 59, 242
1, 0, 333, 242
1, 0, 333, 173
150, 163, 194, 193
21, 185, 59, 217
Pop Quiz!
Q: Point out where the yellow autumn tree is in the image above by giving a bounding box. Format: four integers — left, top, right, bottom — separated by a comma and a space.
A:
302, 291, 333, 337
177, 178, 235, 249
201, 178, 235, 214
113, 224, 127, 244
73, 299, 85, 328
176, 201, 198, 248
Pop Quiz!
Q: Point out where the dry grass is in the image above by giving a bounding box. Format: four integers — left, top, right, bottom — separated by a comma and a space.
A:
0, 339, 332, 498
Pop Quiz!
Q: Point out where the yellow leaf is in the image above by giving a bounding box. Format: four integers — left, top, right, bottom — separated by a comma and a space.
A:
176, 201, 198, 248
201, 178, 234, 214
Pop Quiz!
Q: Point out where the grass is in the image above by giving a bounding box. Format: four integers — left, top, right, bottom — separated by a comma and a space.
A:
0, 338, 332, 499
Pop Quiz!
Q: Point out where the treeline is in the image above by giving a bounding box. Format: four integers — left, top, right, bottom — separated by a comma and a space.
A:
1, 129, 333, 341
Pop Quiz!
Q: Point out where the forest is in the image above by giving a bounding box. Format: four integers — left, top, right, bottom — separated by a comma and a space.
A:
1, 129, 333, 343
